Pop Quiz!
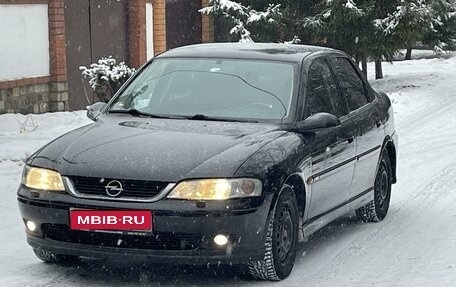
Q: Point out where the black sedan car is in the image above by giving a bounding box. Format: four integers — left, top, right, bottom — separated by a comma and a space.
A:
18, 43, 398, 281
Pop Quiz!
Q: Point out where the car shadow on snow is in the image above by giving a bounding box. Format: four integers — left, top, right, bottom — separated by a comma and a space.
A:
51, 214, 365, 286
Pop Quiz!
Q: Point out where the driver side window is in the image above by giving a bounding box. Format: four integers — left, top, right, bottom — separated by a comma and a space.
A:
305, 59, 344, 118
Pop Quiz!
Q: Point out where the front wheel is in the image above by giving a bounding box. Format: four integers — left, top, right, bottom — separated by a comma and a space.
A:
247, 185, 299, 281
356, 149, 393, 222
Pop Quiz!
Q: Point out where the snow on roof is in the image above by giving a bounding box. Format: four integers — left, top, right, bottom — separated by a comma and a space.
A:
157, 43, 339, 63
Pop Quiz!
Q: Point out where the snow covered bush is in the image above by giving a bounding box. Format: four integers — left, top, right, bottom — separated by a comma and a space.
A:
284, 36, 302, 45
79, 57, 135, 103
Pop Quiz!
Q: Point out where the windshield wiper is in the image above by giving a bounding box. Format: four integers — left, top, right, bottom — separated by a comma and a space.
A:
108, 109, 173, 119
109, 110, 257, 122
187, 114, 258, 123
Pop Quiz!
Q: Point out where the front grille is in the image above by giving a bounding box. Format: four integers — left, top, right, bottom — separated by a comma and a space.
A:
42, 224, 200, 251
70, 176, 170, 198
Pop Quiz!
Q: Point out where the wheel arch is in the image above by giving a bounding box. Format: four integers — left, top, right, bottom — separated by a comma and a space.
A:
382, 137, 397, 184
283, 173, 307, 219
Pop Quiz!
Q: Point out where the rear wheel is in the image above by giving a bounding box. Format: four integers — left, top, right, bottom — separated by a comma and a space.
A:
356, 149, 392, 222
33, 248, 78, 263
247, 185, 299, 281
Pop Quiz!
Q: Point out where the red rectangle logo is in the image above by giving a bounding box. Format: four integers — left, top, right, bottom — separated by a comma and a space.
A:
70, 210, 152, 231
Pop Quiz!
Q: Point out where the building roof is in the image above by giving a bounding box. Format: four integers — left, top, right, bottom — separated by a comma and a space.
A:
157, 43, 341, 63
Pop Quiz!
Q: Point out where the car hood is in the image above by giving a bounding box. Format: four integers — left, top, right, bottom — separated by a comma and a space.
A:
29, 115, 287, 182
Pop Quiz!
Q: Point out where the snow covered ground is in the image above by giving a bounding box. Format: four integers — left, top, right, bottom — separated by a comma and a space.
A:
392, 49, 455, 61
1, 54, 456, 286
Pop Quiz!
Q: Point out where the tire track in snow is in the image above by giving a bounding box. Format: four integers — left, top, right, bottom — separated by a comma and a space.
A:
396, 95, 456, 136
27, 273, 78, 287
344, 166, 456, 287
299, 165, 456, 287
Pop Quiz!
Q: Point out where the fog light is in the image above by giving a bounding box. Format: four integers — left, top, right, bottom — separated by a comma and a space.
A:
26, 220, 37, 232
214, 234, 228, 246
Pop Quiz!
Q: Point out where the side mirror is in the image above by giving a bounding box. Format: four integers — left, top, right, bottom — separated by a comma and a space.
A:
297, 112, 341, 132
86, 102, 107, 121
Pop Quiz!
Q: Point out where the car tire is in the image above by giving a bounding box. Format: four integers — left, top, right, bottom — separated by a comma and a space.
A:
33, 248, 78, 263
356, 149, 392, 222
247, 185, 299, 281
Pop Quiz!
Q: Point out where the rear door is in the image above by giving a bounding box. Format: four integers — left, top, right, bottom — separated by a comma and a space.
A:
330, 57, 385, 199
304, 58, 357, 221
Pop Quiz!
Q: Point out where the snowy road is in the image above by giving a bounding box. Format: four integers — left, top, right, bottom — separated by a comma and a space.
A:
1, 55, 456, 286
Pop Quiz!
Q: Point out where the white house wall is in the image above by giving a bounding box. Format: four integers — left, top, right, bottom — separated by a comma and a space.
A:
0, 4, 50, 81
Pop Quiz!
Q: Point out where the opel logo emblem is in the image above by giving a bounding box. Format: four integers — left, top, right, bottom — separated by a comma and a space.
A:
105, 180, 123, 197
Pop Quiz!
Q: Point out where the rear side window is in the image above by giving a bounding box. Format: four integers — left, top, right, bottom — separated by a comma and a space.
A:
305, 59, 344, 118
332, 57, 368, 111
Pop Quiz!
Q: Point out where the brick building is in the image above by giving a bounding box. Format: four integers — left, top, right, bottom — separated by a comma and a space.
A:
0, 0, 214, 114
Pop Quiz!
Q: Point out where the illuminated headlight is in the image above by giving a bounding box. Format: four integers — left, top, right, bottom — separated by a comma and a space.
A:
21, 166, 65, 191
167, 178, 262, 200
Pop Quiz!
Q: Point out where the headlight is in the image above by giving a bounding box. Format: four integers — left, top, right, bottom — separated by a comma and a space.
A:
21, 166, 65, 191
167, 178, 262, 200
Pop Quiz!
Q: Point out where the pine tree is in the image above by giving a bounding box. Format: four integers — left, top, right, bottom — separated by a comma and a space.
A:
199, 0, 454, 79
302, 1, 374, 75
375, 0, 431, 60
199, 0, 281, 43
308, 0, 367, 54
422, 0, 456, 52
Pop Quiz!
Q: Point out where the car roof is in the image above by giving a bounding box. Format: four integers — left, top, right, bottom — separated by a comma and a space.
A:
156, 43, 343, 63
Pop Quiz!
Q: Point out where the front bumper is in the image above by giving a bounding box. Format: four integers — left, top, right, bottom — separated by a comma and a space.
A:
18, 186, 272, 264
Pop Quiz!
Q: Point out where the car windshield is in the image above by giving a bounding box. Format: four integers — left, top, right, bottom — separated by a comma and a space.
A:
108, 58, 297, 121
